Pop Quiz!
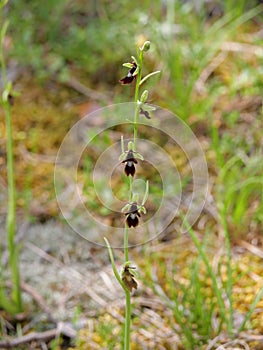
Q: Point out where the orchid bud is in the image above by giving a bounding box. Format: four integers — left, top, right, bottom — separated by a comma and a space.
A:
141, 40, 151, 52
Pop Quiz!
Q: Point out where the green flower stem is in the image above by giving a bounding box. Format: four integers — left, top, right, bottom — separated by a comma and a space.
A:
0, 14, 22, 312
134, 50, 143, 103
108, 43, 150, 350
124, 290, 131, 350
124, 164, 133, 349
121, 47, 144, 350
133, 50, 143, 150
124, 224, 129, 262
129, 175, 133, 202
121, 46, 145, 350
104, 238, 131, 350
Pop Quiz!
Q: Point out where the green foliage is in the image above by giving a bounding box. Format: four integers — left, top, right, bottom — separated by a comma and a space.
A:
142, 239, 219, 348
0, 0, 23, 314
1, 0, 262, 347
151, 3, 262, 120
211, 107, 263, 236
6, 1, 151, 82
96, 319, 120, 349
218, 155, 263, 232
6, 1, 262, 107
141, 228, 263, 348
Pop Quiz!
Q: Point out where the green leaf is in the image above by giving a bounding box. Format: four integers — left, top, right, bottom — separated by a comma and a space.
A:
238, 284, 263, 332
0, 288, 19, 314
104, 238, 127, 292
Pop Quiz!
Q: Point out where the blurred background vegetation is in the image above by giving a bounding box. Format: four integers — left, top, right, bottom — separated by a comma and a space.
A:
0, 0, 263, 349
1, 0, 262, 224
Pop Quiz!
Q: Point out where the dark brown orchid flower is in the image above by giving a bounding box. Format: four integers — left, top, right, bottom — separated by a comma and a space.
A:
119, 62, 137, 85
121, 149, 138, 177
122, 265, 138, 292
125, 202, 141, 228
139, 107, 151, 119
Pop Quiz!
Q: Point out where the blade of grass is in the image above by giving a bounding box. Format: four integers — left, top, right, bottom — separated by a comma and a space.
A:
181, 216, 229, 329
0, 7, 22, 312
238, 285, 263, 333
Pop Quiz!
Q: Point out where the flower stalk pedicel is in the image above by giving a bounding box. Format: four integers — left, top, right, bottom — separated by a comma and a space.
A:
105, 40, 160, 350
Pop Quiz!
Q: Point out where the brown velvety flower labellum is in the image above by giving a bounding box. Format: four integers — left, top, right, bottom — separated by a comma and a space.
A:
125, 162, 136, 177
119, 62, 137, 85
122, 149, 138, 177
125, 202, 141, 228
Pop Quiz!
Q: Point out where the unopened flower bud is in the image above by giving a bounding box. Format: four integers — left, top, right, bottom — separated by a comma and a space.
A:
141, 41, 151, 52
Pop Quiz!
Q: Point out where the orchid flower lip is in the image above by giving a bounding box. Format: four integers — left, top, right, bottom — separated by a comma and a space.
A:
119, 62, 138, 85
124, 202, 143, 227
